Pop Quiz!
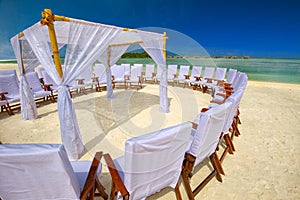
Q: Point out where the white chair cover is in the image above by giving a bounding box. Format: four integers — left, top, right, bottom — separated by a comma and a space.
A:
185, 66, 202, 83
145, 64, 155, 79
167, 64, 178, 80
189, 102, 231, 166
174, 65, 190, 81
0, 74, 20, 103
77, 66, 98, 88
226, 69, 237, 84
222, 89, 244, 133
25, 71, 51, 98
0, 144, 80, 200
127, 64, 142, 83
115, 122, 193, 200
214, 67, 227, 81
122, 63, 131, 76
111, 64, 125, 82
94, 63, 107, 84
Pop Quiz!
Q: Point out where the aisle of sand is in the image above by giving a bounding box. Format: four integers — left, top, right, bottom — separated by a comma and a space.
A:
0, 64, 299, 199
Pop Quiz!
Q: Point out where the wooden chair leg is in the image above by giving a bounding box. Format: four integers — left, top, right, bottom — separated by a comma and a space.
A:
2, 104, 12, 116
210, 152, 225, 176
95, 179, 108, 200
181, 170, 195, 200
202, 85, 208, 93
110, 182, 116, 200
6, 104, 14, 115
174, 183, 182, 200
224, 134, 234, 154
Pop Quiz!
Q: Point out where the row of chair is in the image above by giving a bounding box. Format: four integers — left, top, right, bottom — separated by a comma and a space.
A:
0, 69, 248, 199
0, 63, 234, 116
0, 70, 55, 116
67, 63, 233, 93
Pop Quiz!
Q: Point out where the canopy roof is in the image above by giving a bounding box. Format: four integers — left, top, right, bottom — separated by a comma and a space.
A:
11, 9, 169, 160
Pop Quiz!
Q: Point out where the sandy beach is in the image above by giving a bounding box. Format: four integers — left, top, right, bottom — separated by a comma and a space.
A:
0, 64, 300, 199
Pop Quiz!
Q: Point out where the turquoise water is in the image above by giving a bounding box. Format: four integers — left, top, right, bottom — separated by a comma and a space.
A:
117, 58, 300, 84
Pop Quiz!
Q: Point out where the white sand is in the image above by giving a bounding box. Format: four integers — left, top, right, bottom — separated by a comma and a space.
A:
1, 63, 300, 199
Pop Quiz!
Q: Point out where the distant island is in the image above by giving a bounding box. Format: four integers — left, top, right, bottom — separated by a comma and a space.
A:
121, 51, 251, 59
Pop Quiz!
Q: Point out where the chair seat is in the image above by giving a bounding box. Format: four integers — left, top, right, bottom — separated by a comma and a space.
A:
71, 160, 102, 190
33, 90, 51, 98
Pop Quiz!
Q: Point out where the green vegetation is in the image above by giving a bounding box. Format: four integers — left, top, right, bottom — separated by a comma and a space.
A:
0, 60, 17, 64
121, 51, 150, 58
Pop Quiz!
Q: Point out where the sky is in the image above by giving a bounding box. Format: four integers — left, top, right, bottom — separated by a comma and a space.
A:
0, 0, 299, 59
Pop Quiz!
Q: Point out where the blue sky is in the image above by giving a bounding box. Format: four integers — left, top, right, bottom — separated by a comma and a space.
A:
0, 0, 299, 59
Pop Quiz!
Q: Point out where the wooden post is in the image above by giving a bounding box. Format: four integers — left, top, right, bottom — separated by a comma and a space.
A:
40, 8, 63, 78
163, 32, 167, 59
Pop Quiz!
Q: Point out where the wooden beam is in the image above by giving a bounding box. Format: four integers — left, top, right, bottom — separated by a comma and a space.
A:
40, 8, 63, 78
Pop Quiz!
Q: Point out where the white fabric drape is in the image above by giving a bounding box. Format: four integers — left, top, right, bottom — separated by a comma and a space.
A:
138, 32, 169, 113
23, 21, 122, 160
98, 44, 129, 99
14, 18, 167, 160
10, 36, 38, 120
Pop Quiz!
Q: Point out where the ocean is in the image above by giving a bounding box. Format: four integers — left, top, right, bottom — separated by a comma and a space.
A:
1, 58, 299, 84
117, 58, 300, 84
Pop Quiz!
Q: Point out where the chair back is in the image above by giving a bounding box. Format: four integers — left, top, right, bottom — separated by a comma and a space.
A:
94, 63, 107, 84
167, 64, 177, 80
178, 65, 190, 79
0, 144, 80, 200
0, 74, 20, 101
111, 64, 125, 81
226, 69, 237, 84
214, 67, 227, 81
203, 67, 215, 79
191, 66, 202, 77
130, 64, 142, 82
0, 70, 19, 84
222, 89, 244, 133
41, 70, 59, 89
188, 102, 231, 166
78, 66, 93, 80
122, 64, 131, 76
25, 72, 43, 93
145, 64, 155, 78
37, 67, 45, 79
123, 122, 193, 199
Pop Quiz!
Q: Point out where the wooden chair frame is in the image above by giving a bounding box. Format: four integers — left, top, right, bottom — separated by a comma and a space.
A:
181, 121, 225, 200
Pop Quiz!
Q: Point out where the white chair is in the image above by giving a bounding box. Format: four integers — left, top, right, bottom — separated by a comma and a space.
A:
41, 70, 59, 94
204, 67, 227, 95
226, 68, 237, 85
77, 66, 98, 90
144, 64, 155, 83
153, 65, 163, 84
194, 67, 215, 91
184, 66, 202, 88
173, 65, 190, 86
104, 122, 193, 200
167, 64, 178, 83
0, 144, 108, 200
0, 70, 21, 115
219, 89, 245, 160
181, 102, 231, 200
94, 63, 107, 92
121, 63, 131, 76
0, 92, 13, 115
125, 64, 143, 90
111, 64, 126, 88
25, 71, 55, 103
